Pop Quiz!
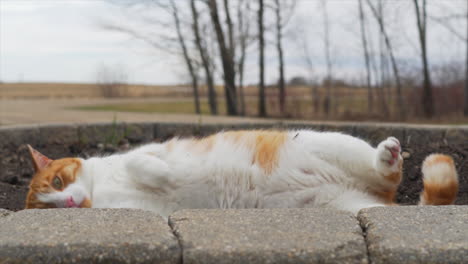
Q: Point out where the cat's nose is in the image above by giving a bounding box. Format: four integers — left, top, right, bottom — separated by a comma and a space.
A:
65, 196, 78, 208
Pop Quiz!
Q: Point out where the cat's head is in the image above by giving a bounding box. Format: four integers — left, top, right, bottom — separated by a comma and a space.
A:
25, 145, 92, 209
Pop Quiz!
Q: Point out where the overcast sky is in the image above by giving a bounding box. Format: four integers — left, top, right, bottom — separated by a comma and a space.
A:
0, 0, 466, 85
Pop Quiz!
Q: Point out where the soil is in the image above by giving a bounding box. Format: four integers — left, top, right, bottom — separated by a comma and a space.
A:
0, 138, 466, 211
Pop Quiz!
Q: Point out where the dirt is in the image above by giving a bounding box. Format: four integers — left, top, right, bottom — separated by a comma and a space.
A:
397, 143, 468, 205
0, 137, 466, 211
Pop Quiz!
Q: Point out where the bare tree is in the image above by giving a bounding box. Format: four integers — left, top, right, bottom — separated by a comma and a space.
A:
272, 0, 296, 116
236, 0, 252, 116
427, 2, 467, 116
366, 0, 405, 120
101, 1, 201, 114
358, 0, 373, 113
465, 0, 468, 116
96, 64, 128, 98
223, 0, 235, 60
258, 0, 266, 117
366, 1, 389, 117
291, 22, 318, 113
321, 0, 332, 116
207, 0, 238, 115
170, 0, 200, 114
274, 0, 285, 116
413, 0, 434, 118
191, 0, 218, 115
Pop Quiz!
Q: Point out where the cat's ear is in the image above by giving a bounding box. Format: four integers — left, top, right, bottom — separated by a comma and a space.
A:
27, 145, 53, 172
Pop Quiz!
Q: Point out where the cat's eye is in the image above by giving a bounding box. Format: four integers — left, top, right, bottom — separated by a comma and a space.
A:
52, 176, 63, 190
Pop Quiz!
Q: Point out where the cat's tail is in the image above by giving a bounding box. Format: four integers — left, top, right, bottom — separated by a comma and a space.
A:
419, 154, 458, 205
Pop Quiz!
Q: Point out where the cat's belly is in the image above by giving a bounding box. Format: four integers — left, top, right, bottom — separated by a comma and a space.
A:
91, 165, 361, 217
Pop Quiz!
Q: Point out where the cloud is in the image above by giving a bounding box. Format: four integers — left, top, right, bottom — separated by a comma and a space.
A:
0, 0, 466, 85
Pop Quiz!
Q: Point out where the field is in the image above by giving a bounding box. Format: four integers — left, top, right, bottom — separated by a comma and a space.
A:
1, 82, 467, 125
0, 82, 194, 99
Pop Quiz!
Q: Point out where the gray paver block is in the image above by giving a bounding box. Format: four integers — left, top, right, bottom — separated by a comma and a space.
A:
0, 209, 11, 217
169, 208, 368, 264
0, 209, 180, 264
358, 206, 468, 264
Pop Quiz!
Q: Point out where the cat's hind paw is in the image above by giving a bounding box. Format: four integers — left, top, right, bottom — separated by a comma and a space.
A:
375, 137, 402, 176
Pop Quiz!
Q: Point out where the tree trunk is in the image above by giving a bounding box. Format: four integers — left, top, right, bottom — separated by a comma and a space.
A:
207, 0, 237, 115
237, 0, 249, 116
274, 0, 286, 116
322, 0, 332, 116
171, 0, 200, 114
223, 0, 235, 60
258, 0, 266, 117
414, 0, 434, 118
191, 0, 218, 115
367, 0, 405, 120
369, 28, 389, 117
465, 0, 468, 116
358, 0, 373, 113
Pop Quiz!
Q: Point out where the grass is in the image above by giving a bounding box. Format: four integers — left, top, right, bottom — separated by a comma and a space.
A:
73, 97, 468, 125
74, 101, 227, 115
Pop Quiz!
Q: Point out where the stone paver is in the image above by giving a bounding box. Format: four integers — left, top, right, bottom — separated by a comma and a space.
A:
0, 209, 180, 264
0, 208, 11, 217
169, 208, 368, 264
358, 206, 468, 264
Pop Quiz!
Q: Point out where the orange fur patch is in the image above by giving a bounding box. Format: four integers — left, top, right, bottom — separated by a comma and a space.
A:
188, 135, 217, 153
384, 171, 402, 185
252, 131, 287, 174
223, 130, 287, 173
420, 154, 458, 205
421, 180, 458, 205
25, 158, 90, 209
383, 159, 403, 185
372, 189, 397, 204
423, 154, 455, 168
373, 161, 403, 204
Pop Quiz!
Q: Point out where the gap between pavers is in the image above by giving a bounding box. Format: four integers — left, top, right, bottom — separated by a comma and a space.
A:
169, 208, 368, 264
0, 208, 369, 264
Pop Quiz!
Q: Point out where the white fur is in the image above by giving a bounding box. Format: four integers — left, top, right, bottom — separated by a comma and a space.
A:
60, 130, 403, 218
422, 155, 458, 185
38, 183, 89, 208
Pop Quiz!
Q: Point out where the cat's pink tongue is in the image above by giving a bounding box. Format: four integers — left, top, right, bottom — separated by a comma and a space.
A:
66, 197, 78, 208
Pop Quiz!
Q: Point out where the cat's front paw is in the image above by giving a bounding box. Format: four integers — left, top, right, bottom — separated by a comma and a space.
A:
375, 137, 402, 174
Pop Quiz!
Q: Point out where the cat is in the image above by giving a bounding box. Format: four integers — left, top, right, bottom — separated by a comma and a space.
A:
25, 129, 458, 218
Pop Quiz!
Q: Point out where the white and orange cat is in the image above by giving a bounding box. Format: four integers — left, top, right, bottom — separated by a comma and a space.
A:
25, 130, 458, 218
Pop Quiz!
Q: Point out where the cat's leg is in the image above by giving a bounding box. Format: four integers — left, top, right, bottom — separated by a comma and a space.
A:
328, 190, 386, 215
125, 153, 172, 188
291, 184, 386, 215
374, 137, 403, 185
326, 188, 387, 215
